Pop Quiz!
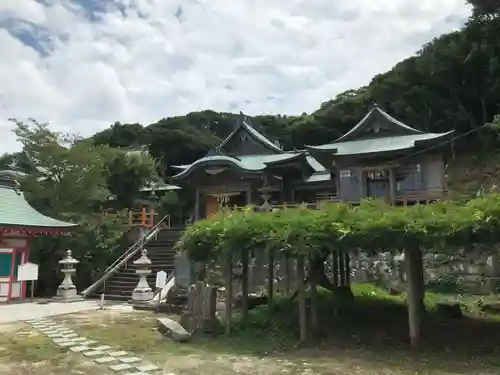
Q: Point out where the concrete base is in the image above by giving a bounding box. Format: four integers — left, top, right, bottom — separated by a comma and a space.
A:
131, 291, 153, 302
53, 288, 83, 303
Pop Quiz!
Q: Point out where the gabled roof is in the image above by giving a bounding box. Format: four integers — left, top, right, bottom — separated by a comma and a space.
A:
306, 105, 454, 157
334, 105, 424, 143
217, 113, 283, 154
0, 177, 77, 231
306, 131, 454, 156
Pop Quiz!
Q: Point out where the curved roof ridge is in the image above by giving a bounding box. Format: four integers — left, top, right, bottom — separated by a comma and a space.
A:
216, 113, 283, 154
334, 105, 423, 143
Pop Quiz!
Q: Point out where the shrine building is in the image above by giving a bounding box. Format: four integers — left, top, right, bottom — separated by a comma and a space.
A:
169, 106, 453, 219
0, 168, 76, 302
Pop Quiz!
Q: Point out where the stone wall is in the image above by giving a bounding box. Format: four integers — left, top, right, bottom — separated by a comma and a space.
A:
345, 250, 500, 295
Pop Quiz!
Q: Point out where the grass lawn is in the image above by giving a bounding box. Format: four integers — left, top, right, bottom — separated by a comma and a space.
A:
2, 283, 500, 375
0, 322, 112, 375
48, 284, 500, 375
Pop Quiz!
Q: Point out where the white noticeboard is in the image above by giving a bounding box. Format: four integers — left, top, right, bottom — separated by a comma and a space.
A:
17, 262, 39, 281
155, 271, 167, 288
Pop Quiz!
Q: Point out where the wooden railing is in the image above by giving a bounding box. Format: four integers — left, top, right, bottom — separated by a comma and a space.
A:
224, 188, 450, 212
103, 207, 166, 228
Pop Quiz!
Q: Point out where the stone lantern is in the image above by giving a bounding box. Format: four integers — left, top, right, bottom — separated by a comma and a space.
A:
57, 250, 80, 300
131, 248, 153, 302
259, 185, 272, 212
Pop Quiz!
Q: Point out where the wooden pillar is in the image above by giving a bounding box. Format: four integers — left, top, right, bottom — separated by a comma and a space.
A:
338, 251, 346, 288
344, 252, 351, 287
310, 264, 318, 333
7, 248, 16, 302
284, 255, 291, 296
224, 253, 232, 336
389, 169, 396, 204
267, 249, 274, 308
246, 187, 252, 207
332, 250, 339, 289
241, 248, 249, 325
194, 187, 200, 221
297, 255, 307, 342
405, 246, 425, 348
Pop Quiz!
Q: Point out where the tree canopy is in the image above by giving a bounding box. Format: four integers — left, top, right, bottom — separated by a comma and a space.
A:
8, 119, 157, 294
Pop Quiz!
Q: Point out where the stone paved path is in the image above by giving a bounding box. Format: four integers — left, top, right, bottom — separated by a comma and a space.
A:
0, 300, 101, 323
23, 318, 175, 375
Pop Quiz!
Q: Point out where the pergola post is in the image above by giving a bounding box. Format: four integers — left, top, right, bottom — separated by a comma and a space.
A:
267, 249, 274, 308
405, 246, 425, 348
224, 252, 233, 336
241, 248, 249, 325
297, 255, 307, 342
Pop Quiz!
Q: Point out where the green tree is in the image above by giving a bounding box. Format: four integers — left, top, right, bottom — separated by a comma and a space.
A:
105, 150, 158, 209
10, 118, 127, 295
467, 0, 500, 18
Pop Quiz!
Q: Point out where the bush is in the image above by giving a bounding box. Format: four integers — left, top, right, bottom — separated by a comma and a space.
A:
176, 194, 500, 262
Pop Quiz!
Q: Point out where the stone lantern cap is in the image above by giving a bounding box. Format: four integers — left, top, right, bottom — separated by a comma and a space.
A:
59, 250, 79, 265
134, 248, 152, 266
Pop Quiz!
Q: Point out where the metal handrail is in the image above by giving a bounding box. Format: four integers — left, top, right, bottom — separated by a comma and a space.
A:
81, 213, 170, 298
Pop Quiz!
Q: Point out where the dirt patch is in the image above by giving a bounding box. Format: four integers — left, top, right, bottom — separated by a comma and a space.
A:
54, 309, 500, 375
0, 321, 113, 375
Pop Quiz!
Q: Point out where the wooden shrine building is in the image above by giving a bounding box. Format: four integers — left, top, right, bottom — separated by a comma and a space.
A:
170, 106, 453, 219
0, 168, 76, 302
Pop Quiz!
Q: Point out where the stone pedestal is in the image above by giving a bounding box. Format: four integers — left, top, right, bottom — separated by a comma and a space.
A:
55, 250, 82, 302
131, 248, 153, 302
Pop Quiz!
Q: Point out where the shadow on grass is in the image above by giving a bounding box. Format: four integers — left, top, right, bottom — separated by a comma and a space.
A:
217, 285, 500, 374
59, 284, 500, 374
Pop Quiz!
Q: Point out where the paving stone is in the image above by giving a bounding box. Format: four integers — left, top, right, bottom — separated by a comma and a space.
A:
47, 333, 65, 338
95, 356, 118, 364
52, 338, 70, 343
109, 363, 134, 372
68, 337, 87, 343
83, 350, 106, 357
78, 340, 97, 346
58, 341, 82, 347
61, 333, 78, 339
69, 346, 91, 352
119, 357, 142, 364
136, 364, 159, 372
94, 345, 113, 352
108, 351, 128, 357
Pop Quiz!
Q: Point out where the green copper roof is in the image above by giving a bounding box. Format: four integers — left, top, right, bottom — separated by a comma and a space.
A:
170, 152, 309, 180
306, 131, 453, 156
217, 114, 283, 154
304, 171, 331, 183
0, 180, 77, 229
334, 105, 424, 143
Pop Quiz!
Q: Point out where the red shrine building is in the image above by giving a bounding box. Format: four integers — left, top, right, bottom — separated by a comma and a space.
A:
0, 169, 76, 302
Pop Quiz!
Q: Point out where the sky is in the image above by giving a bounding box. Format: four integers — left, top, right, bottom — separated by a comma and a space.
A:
0, 0, 471, 153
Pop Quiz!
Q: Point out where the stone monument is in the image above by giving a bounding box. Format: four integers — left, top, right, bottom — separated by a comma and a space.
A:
56, 250, 82, 302
131, 248, 154, 302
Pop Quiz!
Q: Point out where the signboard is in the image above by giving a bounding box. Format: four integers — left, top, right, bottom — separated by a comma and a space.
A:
155, 271, 167, 288
17, 262, 39, 281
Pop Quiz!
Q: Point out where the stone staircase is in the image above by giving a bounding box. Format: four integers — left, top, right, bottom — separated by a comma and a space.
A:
93, 227, 184, 302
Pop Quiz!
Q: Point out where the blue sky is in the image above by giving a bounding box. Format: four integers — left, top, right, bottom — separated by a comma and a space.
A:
0, 0, 471, 152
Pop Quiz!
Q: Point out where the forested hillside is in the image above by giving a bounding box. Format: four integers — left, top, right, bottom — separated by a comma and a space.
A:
87, 4, 500, 194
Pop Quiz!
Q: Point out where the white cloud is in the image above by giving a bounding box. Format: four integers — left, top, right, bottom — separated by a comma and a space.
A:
0, 0, 471, 152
